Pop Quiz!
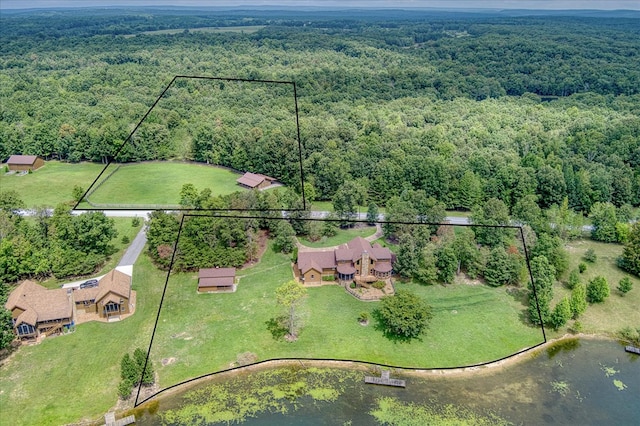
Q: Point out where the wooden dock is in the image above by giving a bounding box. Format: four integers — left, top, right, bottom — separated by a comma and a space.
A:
104, 412, 136, 426
364, 370, 406, 388
625, 345, 640, 355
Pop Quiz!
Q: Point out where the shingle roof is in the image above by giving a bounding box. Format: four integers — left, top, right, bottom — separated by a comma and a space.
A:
236, 172, 275, 188
74, 287, 100, 302
95, 269, 131, 303
7, 155, 38, 165
199, 267, 236, 279
5, 280, 72, 326
298, 250, 336, 274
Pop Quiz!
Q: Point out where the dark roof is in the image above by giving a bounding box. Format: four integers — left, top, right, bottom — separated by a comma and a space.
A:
236, 172, 275, 188
7, 155, 39, 165
199, 267, 236, 279
336, 264, 356, 275
199, 277, 235, 287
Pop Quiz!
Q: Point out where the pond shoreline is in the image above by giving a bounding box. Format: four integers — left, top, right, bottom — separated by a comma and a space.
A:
133, 333, 616, 412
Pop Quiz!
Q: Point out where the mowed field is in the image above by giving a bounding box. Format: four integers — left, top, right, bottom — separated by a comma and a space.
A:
150, 239, 544, 391
0, 161, 104, 207
85, 162, 243, 207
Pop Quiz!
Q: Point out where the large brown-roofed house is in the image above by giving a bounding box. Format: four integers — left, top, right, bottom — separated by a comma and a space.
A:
5, 280, 73, 340
198, 267, 237, 293
6, 155, 44, 172
74, 269, 132, 320
236, 172, 276, 189
297, 237, 393, 285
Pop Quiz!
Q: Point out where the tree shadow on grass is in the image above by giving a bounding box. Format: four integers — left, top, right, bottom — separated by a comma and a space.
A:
266, 316, 288, 340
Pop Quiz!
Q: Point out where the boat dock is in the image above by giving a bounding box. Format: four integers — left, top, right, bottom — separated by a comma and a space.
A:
104, 412, 136, 426
364, 370, 406, 388
625, 345, 640, 355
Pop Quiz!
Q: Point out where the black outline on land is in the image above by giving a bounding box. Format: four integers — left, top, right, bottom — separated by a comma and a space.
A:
74, 75, 306, 212
134, 215, 547, 407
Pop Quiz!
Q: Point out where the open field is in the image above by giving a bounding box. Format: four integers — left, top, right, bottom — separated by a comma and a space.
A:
0, 161, 104, 208
150, 239, 543, 390
298, 224, 378, 248
550, 239, 640, 337
82, 162, 243, 207
0, 253, 166, 426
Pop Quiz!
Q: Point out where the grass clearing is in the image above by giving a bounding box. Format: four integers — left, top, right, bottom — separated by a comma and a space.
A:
83, 162, 243, 207
299, 225, 378, 248
0, 253, 166, 426
122, 25, 266, 38
551, 239, 640, 337
0, 161, 104, 208
150, 239, 542, 391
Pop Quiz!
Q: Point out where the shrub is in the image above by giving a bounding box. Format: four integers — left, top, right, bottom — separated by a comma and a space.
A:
372, 280, 386, 289
321, 275, 335, 281
121, 235, 130, 244
617, 277, 633, 296
583, 248, 597, 263
566, 269, 580, 290
578, 262, 587, 273
587, 276, 610, 303
350, 282, 356, 289
617, 326, 640, 346
570, 320, 583, 334
131, 217, 141, 227
358, 311, 369, 323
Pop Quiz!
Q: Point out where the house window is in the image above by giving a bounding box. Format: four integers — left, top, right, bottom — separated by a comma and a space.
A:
370, 259, 374, 264
104, 302, 120, 314
311, 274, 315, 279
17, 323, 35, 335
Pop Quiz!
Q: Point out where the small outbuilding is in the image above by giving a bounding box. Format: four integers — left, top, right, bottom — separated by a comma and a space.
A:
198, 267, 237, 293
6, 155, 44, 172
236, 172, 276, 190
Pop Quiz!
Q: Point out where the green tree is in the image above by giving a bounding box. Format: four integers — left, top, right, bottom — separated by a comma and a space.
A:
589, 202, 618, 243
549, 297, 572, 330
275, 279, 307, 340
72, 185, 84, 203
484, 247, 521, 287
528, 255, 555, 325
570, 282, 588, 319
273, 221, 296, 254
134, 347, 154, 385
179, 183, 198, 208
0, 190, 25, 215
587, 276, 610, 303
375, 289, 432, 340
617, 276, 633, 296
619, 222, 640, 277
0, 283, 14, 350
566, 269, 580, 290
366, 202, 379, 225
120, 353, 138, 385
393, 233, 420, 279
470, 198, 511, 247
435, 244, 457, 284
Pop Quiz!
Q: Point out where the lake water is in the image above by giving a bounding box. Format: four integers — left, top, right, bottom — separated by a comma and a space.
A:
137, 338, 639, 425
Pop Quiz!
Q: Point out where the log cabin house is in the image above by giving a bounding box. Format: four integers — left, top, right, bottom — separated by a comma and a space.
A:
6, 155, 45, 172
236, 172, 276, 189
297, 237, 393, 286
198, 267, 237, 293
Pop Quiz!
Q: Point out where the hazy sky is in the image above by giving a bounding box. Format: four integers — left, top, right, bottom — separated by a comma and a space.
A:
1, 1, 638, 10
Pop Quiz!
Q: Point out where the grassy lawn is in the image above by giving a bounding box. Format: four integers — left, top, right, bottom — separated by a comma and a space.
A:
0, 253, 166, 426
83, 162, 243, 207
150, 240, 542, 391
548, 239, 640, 337
299, 225, 378, 248
0, 161, 104, 208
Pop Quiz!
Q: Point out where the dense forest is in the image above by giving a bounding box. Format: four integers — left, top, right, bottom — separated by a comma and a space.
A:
1, 9, 639, 217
